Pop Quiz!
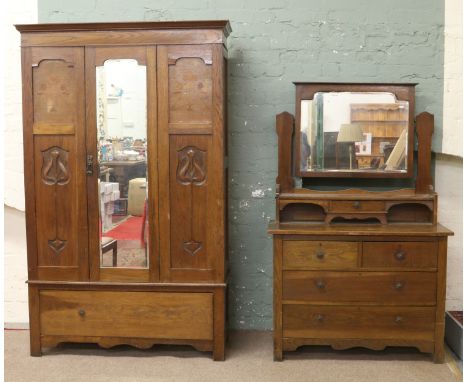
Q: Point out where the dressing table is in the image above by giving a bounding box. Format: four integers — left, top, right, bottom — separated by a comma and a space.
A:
268, 83, 453, 362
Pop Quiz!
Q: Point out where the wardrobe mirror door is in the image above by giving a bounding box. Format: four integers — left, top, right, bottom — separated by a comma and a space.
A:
95, 59, 149, 269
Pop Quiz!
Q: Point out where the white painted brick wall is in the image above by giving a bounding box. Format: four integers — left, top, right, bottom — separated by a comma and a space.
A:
4, 1, 37, 325
442, 0, 462, 157
434, 0, 463, 312
5, 2, 37, 211
4, 207, 29, 326
435, 157, 463, 311
3, 0, 463, 326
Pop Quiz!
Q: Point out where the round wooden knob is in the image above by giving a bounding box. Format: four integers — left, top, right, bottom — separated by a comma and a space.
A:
394, 281, 405, 290
315, 314, 324, 322
78, 309, 86, 317
315, 250, 325, 260
315, 280, 325, 289
394, 250, 406, 261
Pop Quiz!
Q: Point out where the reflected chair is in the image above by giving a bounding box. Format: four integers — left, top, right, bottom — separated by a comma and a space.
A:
101, 237, 118, 267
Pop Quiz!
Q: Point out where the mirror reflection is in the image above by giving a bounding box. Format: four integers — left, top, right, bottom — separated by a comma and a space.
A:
96, 59, 148, 269
300, 92, 409, 173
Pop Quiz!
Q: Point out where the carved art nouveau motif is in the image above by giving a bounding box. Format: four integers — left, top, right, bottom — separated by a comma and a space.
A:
42, 146, 70, 185
48, 238, 67, 255
176, 146, 206, 185
183, 240, 202, 256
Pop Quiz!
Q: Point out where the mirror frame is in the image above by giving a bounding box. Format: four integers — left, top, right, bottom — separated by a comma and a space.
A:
294, 82, 416, 178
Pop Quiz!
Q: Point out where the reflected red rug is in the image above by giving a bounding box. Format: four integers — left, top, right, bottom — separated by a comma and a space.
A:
106, 216, 143, 241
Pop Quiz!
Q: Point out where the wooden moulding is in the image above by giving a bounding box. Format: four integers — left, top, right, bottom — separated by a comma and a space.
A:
282, 338, 434, 354
16, 21, 232, 48
267, 221, 454, 237
15, 21, 232, 34
41, 335, 214, 353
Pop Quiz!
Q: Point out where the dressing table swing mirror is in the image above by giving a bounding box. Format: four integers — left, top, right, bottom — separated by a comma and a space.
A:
268, 82, 453, 362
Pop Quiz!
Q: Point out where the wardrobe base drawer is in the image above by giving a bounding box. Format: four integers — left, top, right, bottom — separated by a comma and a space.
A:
283, 305, 435, 341
39, 290, 213, 340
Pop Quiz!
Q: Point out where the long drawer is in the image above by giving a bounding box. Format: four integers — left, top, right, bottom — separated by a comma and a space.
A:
283, 304, 435, 340
362, 241, 438, 268
282, 271, 437, 304
39, 290, 213, 340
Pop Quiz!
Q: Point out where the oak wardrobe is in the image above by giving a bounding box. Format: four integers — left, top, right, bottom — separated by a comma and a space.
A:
16, 21, 230, 360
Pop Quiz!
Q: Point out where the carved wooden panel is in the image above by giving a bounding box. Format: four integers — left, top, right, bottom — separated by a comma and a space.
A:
32, 59, 78, 134
176, 146, 206, 185
35, 138, 80, 267
41, 146, 70, 185
169, 137, 211, 270
28, 47, 88, 280
157, 44, 225, 283
168, 45, 213, 126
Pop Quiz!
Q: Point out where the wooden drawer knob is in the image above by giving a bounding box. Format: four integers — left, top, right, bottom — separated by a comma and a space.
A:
314, 314, 324, 322
394, 281, 405, 290
315, 250, 325, 260
353, 201, 361, 209
315, 280, 326, 290
395, 315, 403, 324
78, 309, 86, 317
394, 250, 406, 261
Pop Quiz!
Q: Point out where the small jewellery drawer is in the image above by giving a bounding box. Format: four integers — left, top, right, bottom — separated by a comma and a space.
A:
362, 241, 438, 268
329, 200, 385, 212
39, 290, 213, 340
283, 241, 358, 269
283, 305, 435, 340
282, 271, 437, 304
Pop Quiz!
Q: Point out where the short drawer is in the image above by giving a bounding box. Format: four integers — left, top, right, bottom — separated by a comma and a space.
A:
362, 241, 438, 268
283, 305, 435, 341
282, 271, 437, 304
329, 200, 385, 212
39, 290, 213, 340
283, 241, 358, 269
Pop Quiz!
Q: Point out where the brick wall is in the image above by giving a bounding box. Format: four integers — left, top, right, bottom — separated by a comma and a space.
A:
4, 0, 37, 325
5, 0, 455, 328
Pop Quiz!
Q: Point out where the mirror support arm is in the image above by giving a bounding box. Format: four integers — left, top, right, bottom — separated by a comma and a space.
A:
276, 112, 295, 194
415, 112, 434, 193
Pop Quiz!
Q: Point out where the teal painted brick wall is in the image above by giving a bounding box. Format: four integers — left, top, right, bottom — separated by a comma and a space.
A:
38, 0, 444, 329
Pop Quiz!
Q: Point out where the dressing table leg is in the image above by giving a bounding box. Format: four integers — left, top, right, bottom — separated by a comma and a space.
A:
274, 237, 283, 361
